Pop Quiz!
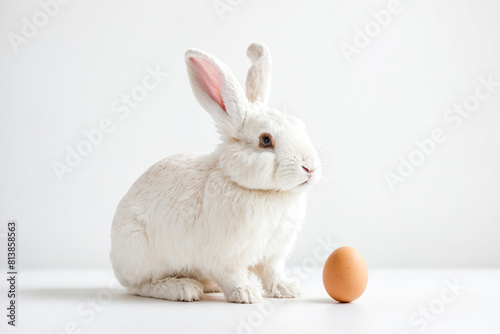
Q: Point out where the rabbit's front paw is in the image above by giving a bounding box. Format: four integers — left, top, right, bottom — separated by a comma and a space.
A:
266, 280, 302, 298
226, 285, 263, 304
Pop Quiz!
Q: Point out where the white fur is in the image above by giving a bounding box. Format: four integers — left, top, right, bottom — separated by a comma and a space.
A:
110, 42, 321, 303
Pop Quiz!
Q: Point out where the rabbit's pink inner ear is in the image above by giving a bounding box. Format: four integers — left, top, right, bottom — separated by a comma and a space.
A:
189, 57, 226, 112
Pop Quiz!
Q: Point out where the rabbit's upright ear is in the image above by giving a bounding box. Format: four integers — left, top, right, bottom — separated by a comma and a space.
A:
186, 49, 248, 132
245, 42, 271, 105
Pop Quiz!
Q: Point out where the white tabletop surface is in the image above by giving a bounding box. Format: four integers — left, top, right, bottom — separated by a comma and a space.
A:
2, 268, 499, 334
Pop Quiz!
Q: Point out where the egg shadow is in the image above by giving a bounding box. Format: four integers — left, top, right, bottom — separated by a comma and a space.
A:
300, 297, 346, 304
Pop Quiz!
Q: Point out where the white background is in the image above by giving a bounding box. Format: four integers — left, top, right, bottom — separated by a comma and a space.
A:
1, 0, 499, 270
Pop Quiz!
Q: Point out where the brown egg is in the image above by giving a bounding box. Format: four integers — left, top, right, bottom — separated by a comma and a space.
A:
322, 246, 368, 302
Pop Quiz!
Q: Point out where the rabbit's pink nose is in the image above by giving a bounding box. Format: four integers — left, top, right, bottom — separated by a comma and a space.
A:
302, 166, 314, 174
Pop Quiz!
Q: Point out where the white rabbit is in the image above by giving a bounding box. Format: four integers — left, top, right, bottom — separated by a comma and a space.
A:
110, 42, 321, 303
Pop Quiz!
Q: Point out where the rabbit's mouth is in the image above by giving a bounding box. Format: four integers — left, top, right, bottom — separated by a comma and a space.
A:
299, 175, 312, 187
297, 169, 320, 188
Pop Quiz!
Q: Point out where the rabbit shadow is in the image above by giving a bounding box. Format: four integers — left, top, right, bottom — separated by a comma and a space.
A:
21, 287, 228, 304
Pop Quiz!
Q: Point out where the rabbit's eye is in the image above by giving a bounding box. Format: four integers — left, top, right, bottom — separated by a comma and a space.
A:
259, 133, 274, 149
